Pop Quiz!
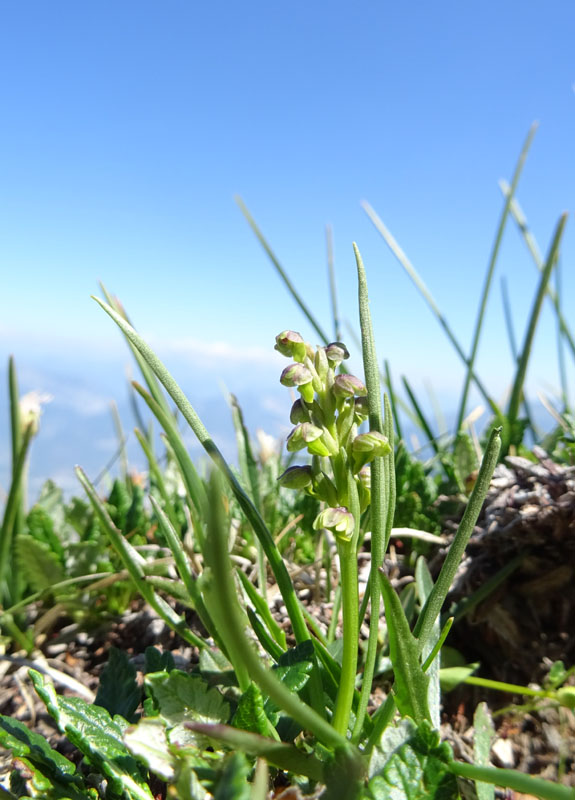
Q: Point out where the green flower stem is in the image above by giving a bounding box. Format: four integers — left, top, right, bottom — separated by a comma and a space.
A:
331, 473, 361, 736
413, 427, 501, 651
449, 761, 574, 800
332, 537, 359, 736
462, 675, 556, 700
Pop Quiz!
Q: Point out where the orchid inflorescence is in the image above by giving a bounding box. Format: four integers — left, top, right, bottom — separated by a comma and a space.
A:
275, 330, 390, 541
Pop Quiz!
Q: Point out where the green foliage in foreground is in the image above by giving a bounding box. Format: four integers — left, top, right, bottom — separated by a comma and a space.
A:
2, 128, 574, 798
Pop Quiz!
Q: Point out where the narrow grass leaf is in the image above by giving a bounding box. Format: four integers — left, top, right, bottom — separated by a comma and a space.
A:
413, 427, 501, 650
415, 558, 440, 729
505, 213, 568, 452
362, 201, 501, 419
473, 703, 495, 800
237, 569, 286, 650
185, 722, 325, 782
456, 123, 538, 431
235, 196, 330, 344
449, 762, 574, 800
93, 298, 311, 652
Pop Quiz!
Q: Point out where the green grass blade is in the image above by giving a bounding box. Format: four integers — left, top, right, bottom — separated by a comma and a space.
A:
554, 259, 569, 409
362, 201, 502, 420
99, 283, 173, 419
133, 428, 180, 531
75, 467, 206, 651
235, 196, 330, 344
8, 358, 25, 536
94, 298, 313, 655
413, 426, 501, 650
505, 213, 568, 453
351, 243, 388, 742
326, 224, 341, 341
456, 122, 538, 432
237, 568, 287, 650
501, 278, 538, 437
384, 360, 403, 442
500, 181, 575, 364
449, 761, 574, 800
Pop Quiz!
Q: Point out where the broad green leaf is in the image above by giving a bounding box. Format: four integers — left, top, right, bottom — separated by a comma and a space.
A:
30, 670, 153, 800
145, 670, 230, 746
368, 720, 459, 800
124, 717, 176, 781
94, 646, 142, 722
232, 684, 269, 736
7, 756, 95, 800
439, 664, 480, 693
15, 535, 65, 592
199, 647, 235, 685
379, 571, 430, 724
0, 714, 77, 779
214, 752, 250, 800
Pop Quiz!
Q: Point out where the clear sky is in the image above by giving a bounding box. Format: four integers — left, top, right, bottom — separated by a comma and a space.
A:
1, 1, 574, 491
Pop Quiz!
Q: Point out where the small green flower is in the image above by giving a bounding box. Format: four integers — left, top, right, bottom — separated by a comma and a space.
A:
313, 506, 355, 541
325, 342, 350, 365
332, 374, 367, 400
275, 330, 307, 362
290, 398, 310, 424
354, 395, 369, 421
351, 431, 391, 472
280, 363, 315, 402
286, 422, 324, 453
277, 465, 313, 489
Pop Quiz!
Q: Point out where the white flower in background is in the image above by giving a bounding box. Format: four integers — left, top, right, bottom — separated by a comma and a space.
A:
256, 429, 278, 464
19, 391, 53, 436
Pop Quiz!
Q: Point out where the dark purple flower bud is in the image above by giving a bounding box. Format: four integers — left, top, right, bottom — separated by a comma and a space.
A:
313, 506, 355, 541
277, 465, 313, 489
332, 374, 367, 399
275, 331, 308, 362
290, 398, 310, 424
325, 342, 350, 365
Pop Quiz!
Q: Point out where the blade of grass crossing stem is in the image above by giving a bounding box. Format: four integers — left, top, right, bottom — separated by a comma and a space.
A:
500, 181, 575, 364
500, 278, 538, 437
93, 298, 323, 710
326, 224, 341, 341
352, 244, 387, 742
8, 358, 25, 537
384, 360, 403, 442
133, 428, 180, 531
449, 762, 574, 800
148, 496, 220, 647
236, 568, 287, 650
132, 383, 207, 520
362, 201, 502, 420
202, 469, 354, 754
554, 259, 569, 409
505, 213, 568, 454
413, 427, 501, 650
229, 393, 266, 590
0, 422, 34, 602
235, 196, 330, 344
456, 123, 538, 432
99, 283, 173, 420
75, 466, 206, 651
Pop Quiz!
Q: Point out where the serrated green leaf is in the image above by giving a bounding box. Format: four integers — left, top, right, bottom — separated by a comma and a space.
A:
379, 571, 430, 724
145, 670, 230, 746
15, 535, 65, 592
145, 646, 176, 674
30, 670, 153, 800
94, 646, 142, 722
8, 756, 93, 800
368, 720, 459, 800
232, 684, 269, 736
214, 752, 250, 800
0, 714, 77, 778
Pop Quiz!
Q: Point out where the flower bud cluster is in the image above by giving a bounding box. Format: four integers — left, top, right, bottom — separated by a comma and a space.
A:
275, 330, 391, 542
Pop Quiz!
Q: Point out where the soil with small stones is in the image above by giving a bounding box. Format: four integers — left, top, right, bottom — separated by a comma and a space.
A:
1, 450, 574, 796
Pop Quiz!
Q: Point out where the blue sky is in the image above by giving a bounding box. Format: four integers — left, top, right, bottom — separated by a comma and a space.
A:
1, 1, 574, 493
